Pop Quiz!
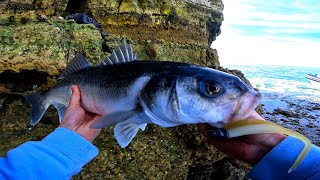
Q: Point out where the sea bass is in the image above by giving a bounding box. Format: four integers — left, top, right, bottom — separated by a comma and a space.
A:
26, 42, 261, 148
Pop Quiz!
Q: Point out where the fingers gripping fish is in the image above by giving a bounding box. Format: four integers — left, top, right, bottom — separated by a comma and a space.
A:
25, 41, 262, 148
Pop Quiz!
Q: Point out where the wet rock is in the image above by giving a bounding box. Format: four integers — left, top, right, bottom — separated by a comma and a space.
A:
274, 108, 301, 118
208, 21, 222, 44
260, 91, 320, 146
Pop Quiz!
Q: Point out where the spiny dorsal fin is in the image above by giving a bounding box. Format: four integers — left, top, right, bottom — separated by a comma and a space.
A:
59, 53, 91, 79
102, 41, 138, 65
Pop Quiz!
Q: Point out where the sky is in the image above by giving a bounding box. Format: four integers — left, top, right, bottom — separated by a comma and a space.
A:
212, 0, 320, 67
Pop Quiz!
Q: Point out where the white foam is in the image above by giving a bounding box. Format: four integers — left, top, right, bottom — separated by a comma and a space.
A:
248, 77, 320, 103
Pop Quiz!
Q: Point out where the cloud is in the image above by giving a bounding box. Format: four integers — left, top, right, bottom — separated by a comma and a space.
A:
212, 0, 320, 67
223, 0, 320, 40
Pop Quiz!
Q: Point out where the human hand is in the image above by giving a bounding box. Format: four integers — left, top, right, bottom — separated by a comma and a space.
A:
198, 111, 286, 166
59, 85, 102, 142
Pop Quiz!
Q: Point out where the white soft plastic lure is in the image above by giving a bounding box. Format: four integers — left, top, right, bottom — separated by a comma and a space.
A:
214, 119, 311, 173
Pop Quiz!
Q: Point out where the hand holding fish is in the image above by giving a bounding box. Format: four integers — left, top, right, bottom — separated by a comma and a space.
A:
198, 111, 285, 166
59, 85, 102, 142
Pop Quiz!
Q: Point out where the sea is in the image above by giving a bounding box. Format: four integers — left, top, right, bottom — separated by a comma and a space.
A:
225, 64, 320, 111
225, 65, 320, 143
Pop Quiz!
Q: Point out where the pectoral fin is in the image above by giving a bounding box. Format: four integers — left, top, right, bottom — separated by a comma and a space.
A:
90, 108, 141, 129
114, 120, 147, 148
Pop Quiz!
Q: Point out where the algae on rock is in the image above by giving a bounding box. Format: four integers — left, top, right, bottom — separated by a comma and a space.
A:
1, 0, 223, 66
0, 0, 69, 15
0, 13, 104, 78
85, 0, 222, 66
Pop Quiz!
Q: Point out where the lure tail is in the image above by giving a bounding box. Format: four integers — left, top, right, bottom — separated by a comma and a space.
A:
211, 119, 311, 173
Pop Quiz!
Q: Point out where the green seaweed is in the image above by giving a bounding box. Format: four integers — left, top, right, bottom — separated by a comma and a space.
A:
0, 26, 17, 51
0, 17, 105, 75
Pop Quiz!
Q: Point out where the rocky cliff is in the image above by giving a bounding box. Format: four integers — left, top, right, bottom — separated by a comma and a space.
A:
0, 0, 251, 179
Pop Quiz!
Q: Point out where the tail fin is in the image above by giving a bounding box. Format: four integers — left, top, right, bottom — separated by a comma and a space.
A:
25, 93, 49, 126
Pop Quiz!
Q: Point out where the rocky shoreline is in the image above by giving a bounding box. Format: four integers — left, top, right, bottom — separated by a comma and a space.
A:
260, 91, 320, 146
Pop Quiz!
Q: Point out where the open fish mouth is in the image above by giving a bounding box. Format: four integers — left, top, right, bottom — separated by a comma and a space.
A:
231, 91, 262, 121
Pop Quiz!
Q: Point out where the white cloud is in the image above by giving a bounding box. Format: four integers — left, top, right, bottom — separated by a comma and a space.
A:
212, 34, 320, 67
212, 0, 320, 67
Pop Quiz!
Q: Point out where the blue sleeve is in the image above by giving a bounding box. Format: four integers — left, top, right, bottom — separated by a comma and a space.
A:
247, 136, 320, 179
0, 128, 98, 180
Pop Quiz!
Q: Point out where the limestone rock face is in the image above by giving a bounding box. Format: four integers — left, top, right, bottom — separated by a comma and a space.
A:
0, 13, 103, 76
0, 11, 105, 95
0, 0, 251, 179
1, 0, 223, 66
85, 0, 223, 66
0, 0, 69, 15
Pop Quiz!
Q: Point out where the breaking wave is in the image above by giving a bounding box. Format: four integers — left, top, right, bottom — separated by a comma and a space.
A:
225, 64, 320, 103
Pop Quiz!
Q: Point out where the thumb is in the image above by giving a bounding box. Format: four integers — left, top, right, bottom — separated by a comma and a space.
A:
69, 85, 81, 107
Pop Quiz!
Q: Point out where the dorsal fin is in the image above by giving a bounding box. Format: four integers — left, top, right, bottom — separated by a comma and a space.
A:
102, 41, 138, 65
59, 53, 91, 79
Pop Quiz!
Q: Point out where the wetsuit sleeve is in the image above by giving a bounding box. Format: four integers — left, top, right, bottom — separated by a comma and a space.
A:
0, 127, 98, 179
247, 136, 320, 179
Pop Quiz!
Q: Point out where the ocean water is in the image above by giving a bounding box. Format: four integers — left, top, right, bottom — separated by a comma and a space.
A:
226, 65, 320, 110
225, 65, 320, 143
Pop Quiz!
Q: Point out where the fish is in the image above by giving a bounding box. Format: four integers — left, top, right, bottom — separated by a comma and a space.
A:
25, 41, 262, 148
210, 119, 311, 173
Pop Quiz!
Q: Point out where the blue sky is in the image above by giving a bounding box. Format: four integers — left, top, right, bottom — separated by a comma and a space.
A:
212, 0, 320, 67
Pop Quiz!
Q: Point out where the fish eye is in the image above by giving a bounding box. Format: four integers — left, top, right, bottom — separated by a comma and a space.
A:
200, 80, 220, 97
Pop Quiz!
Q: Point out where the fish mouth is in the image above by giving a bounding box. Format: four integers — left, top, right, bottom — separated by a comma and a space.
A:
230, 90, 262, 121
